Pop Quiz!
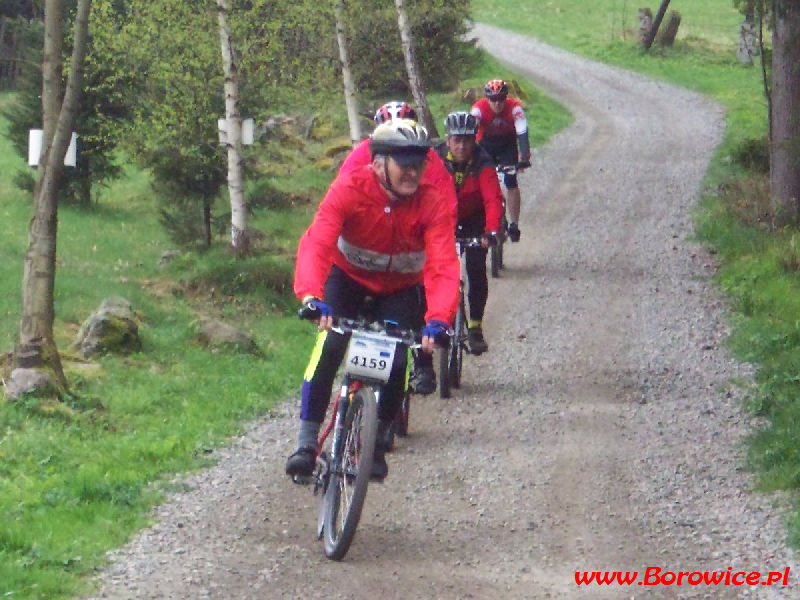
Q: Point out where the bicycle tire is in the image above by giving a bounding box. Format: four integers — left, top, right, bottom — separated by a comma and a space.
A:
438, 344, 452, 398
498, 235, 504, 269
384, 422, 396, 452
497, 214, 507, 270
322, 387, 377, 560
449, 296, 466, 388
490, 244, 501, 278
395, 392, 410, 436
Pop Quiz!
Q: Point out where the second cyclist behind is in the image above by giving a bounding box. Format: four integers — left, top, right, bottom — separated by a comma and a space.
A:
435, 111, 504, 355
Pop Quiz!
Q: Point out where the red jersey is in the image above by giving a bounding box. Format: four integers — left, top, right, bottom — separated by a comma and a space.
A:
435, 143, 504, 234
294, 165, 460, 325
470, 97, 528, 143
338, 138, 458, 225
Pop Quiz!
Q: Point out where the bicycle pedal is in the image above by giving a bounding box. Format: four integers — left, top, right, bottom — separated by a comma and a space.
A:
291, 474, 313, 485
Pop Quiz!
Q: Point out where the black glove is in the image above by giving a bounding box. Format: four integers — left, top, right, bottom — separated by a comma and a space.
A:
298, 297, 333, 321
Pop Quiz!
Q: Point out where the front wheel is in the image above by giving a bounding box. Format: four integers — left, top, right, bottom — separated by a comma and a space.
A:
438, 343, 452, 398
449, 298, 466, 388
490, 243, 502, 278
322, 387, 377, 560
395, 392, 410, 436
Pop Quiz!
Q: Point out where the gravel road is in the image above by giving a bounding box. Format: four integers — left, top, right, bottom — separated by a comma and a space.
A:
87, 24, 797, 599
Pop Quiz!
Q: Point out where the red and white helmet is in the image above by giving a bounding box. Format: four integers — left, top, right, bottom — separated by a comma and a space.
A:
484, 79, 508, 101
373, 101, 418, 125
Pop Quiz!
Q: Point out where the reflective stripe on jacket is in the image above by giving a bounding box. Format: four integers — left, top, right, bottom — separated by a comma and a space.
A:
294, 164, 460, 325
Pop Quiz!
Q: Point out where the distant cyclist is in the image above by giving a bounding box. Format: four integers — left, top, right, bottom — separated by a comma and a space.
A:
470, 79, 531, 243
435, 111, 503, 354
337, 101, 457, 395
287, 119, 459, 482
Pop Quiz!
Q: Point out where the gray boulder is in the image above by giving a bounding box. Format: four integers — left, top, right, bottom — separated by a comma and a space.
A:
4, 368, 59, 401
74, 297, 143, 358
195, 316, 260, 355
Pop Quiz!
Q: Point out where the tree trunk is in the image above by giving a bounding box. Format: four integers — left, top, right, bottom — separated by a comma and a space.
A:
658, 11, 681, 46
204, 198, 212, 247
642, 0, 671, 50
771, 0, 800, 226
638, 8, 653, 46
216, 0, 248, 257
334, 0, 361, 146
393, 0, 438, 137
38, 0, 63, 185
18, 0, 92, 390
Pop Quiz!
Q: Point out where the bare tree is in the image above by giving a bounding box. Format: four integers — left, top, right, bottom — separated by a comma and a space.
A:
216, 0, 248, 256
771, 0, 800, 225
393, 0, 438, 137
334, 0, 361, 146
14, 0, 92, 392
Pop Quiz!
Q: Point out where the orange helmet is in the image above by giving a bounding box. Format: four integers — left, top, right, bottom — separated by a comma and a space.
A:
484, 79, 508, 101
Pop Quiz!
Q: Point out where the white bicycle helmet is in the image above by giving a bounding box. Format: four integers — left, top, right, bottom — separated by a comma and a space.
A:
444, 111, 479, 136
369, 119, 431, 158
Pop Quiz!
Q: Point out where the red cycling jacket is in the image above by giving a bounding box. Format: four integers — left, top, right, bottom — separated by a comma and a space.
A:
470, 97, 528, 143
435, 143, 504, 234
294, 164, 460, 325
338, 138, 458, 226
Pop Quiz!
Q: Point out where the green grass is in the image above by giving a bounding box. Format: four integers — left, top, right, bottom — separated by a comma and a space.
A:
0, 46, 571, 598
474, 0, 800, 544
0, 94, 314, 599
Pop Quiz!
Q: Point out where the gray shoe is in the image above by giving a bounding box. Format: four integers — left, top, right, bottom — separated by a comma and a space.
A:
411, 365, 436, 395
285, 446, 316, 481
468, 327, 488, 355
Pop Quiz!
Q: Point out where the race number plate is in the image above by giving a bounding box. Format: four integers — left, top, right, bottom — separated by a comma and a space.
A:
344, 332, 397, 383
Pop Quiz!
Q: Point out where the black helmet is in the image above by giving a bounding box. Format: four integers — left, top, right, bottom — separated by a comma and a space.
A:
444, 111, 479, 136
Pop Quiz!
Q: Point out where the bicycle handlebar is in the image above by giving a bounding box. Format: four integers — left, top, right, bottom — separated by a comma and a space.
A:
496, 161, 530, 175
298, 305, 420, 347
455, 234, 498, 249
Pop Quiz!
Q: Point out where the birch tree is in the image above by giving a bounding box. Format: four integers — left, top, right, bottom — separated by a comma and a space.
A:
393, 0, 438, 136
334, 0, 361, 145
216, 0, 248, 256
14, 0, 92, 391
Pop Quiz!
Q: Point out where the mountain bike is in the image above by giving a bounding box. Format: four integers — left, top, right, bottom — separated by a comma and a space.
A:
491, 161, 530, 277
298, 305, 419, 560
439, 236, 484, 399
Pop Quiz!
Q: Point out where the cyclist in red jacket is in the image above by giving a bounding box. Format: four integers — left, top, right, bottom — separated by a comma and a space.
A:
287, 119, 459, 482
435, 111, 504, 354
470, 79, 531, 242
337, 101, 457, 394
